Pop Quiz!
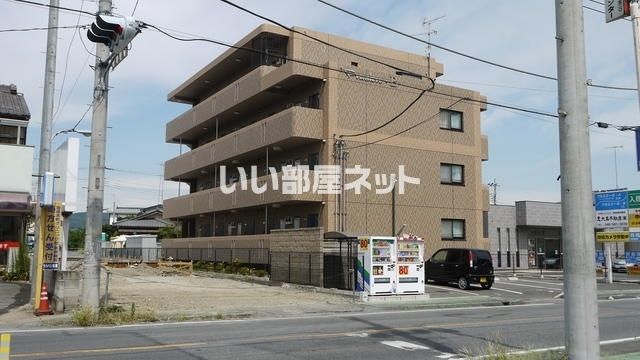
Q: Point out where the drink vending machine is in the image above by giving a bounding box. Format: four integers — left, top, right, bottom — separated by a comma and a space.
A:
395, 234, 425, 294
356, 236, 397, 295
356, 234, 425, 296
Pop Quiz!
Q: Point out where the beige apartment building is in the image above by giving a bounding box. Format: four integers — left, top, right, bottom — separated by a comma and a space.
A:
162, 24, 490, 257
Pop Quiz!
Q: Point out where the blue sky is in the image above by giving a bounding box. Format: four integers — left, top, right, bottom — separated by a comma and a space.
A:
1, 0, 638, 210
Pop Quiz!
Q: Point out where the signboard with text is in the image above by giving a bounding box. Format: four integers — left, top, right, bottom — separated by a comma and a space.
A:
606, 0, 630, 23
596, 231, 630, 242
594, 190, 628, 228
42, 202, 62, 270
628, 190, 640, 240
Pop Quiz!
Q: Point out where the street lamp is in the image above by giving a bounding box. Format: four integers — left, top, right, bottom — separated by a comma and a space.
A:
52, 129, 92, 141
606, 145, 623, 189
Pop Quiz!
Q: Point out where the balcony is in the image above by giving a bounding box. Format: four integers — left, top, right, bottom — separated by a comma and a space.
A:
164, 172, 323, 218
165, 106, 323, 181
166, 61, 324, 143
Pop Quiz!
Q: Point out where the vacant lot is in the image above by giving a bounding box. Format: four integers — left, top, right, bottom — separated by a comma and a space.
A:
104, 265, 361, 320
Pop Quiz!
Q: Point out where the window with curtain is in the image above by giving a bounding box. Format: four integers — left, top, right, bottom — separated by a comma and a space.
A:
441, 219, 466, 240
440, 163, 465, 185
439, 109, 463, 131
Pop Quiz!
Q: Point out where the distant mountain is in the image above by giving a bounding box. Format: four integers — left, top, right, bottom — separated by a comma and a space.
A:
69, 212, 111, 229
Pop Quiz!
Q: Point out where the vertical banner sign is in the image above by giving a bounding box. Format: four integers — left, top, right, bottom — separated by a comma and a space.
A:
629, 190, 640, 241
594, 190, 628, 228
606, 0, 631, 23
42, 202, 62, 270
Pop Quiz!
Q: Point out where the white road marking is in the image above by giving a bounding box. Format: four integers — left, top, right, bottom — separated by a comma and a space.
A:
554, 292, 564, 299
346, 332, 369, 338
490, 287, 524, 295
493, 281, 562, 291
437, 353, 464, 359
471, 335, 640, 359
427, 284, 481, 296
380, 340, 430, 351
516, 279, 564, 287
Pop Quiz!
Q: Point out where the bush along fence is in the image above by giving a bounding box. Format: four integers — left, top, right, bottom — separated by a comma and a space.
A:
100, 247, 357, 290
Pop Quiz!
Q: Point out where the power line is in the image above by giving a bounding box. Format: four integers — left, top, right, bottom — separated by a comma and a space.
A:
147, 23, 560, 123
53, 0, 87, 121
316, 0, 638, 91
341, 88, 430, 138
53, 53, 92, 124
0, 24, 88, 33
131, 0, 140, 15
217, 0, 424, 78
346, 98, 466, 150
8, 0, 95, 16
77, 26, 97, 57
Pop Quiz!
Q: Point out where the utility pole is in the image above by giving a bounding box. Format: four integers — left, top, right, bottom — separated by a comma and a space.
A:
31, 0, 59, 305
488, 179, 499, 205
631, 1, 640, 110
606, 145, 623, 189
555, 1, 600, 358
82, 0, 112, 310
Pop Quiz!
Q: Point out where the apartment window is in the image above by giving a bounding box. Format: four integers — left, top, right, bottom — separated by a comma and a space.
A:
0, 125, 19, 144
440, 163, 464, 185
308, 153, 319, 170
441, 219, 465, 240
308, 213, 319, 227
440, 109, 463, 131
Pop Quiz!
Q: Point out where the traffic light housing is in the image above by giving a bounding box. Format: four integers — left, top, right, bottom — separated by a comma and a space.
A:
87, 14, 141, 55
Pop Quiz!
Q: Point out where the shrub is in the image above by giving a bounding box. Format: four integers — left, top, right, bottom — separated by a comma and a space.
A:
71, 303, 158, 327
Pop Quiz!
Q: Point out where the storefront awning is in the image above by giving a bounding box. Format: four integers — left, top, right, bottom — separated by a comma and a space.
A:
0, 192, 31, 213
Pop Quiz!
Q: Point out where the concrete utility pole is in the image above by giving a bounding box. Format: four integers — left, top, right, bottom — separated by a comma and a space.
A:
631, 1, 640, 110
31, 0, 59, 305
555, 1, 600, 358
82, 0, 112, 310
606, 145, 623, 189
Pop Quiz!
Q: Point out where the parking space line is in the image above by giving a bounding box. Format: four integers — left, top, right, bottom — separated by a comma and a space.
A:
426, 284, 481, 296
494, 281, 562, 291
491, 287, 523, 295
516, 279, 564, 287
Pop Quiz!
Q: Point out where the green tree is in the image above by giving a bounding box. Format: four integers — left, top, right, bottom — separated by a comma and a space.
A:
102, 224, 118, 239
68, 228, 85, 249
157, 226, 180, 239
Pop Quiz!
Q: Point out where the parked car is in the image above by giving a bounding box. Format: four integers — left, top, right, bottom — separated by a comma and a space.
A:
612, 259, 630, 273
425, 248, 495, 290
542, 257, 562, 269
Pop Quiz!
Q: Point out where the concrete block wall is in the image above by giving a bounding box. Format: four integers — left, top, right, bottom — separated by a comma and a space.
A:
269, 227, 323, 286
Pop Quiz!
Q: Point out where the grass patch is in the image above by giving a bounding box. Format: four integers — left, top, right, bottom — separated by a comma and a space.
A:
71, 303, 158, 327
462, 339, 568, 359
193, 260, 267, 278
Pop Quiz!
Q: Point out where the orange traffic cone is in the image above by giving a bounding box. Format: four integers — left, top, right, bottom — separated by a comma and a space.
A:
35, 282, 53, 316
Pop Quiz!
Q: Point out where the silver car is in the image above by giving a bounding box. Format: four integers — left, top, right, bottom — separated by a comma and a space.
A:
612, 259, 630, 273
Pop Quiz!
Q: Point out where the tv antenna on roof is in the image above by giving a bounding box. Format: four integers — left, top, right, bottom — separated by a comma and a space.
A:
414, 15, 445, 78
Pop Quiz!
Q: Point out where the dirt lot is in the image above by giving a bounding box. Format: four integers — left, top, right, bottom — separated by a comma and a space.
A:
103, 264, 361, 319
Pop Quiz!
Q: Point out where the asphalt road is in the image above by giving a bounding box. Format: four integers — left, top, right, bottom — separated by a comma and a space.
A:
5, 298, 640, 359
0, 280, 28, 315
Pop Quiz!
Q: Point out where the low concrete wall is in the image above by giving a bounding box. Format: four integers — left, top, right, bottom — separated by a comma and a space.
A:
269, 228, 323, 287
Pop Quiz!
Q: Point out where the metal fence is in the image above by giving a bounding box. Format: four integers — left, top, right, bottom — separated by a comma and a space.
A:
100, 247, 355, 289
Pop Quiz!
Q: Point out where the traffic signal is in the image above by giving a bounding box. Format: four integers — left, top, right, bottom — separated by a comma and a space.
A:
87, 14, 141, 54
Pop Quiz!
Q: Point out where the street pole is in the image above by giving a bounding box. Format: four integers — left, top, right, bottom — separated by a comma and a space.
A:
82, 0, 112, 310
391, 181, 396, 236
631, 1, 640, 111
606, 145, 623, 189
31, 0, 59, 306
555, 1, 600, 358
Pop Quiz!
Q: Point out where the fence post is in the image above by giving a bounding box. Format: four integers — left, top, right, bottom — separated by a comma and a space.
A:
200, 248, 203, 262
249, 249, 252, 268
268, 251, 271, 277
231, 248, 234, 264
288, 252, 291, 283
308, 254, 312, 285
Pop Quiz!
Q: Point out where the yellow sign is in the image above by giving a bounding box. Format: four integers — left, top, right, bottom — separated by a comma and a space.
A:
629, 209, 640, 227
42, 202, 62, 269
359, 238, 369, 251
596, 231, 629, 242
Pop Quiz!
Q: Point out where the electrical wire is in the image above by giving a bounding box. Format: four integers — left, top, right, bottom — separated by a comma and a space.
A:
132, 0, 140, 15
317, 0, 638, 91
77, 26, 97, 57
147, 23, 560, 123
53, 0, 86, 121
346, 98, 466, 150
0, 24, 88, 33
8, 0, 95, 16
217, 0, 424, 78
53, 53, 92, 124
341, 88, 430, 138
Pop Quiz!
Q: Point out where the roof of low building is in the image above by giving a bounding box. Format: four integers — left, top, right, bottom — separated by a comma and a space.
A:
112, 218, 173, 229
0, 84, 30, 120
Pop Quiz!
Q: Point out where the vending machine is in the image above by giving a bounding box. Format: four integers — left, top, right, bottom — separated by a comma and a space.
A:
356, 236, 397, 295
395, 234, 425, 294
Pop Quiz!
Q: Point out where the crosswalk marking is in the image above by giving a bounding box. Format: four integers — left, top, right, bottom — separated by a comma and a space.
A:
380, 340, 430, 351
